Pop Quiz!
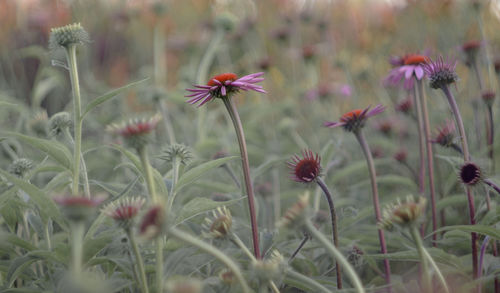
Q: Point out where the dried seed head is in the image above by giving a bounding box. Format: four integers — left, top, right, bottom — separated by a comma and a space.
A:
158, 144, 193, 165
202, 206, 233, 238
49, 23, 90, 49
49, 112, 72, 137
459, 162, 482, 186
8, 158, 34, 178
380, 196, 427, 230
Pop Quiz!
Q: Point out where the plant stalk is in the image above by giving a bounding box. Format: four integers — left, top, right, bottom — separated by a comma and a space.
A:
71, 221, 85, 275
354, 130, 391, 291
285, 269, 332, 293
126, 228, 149, 293
412, 87, 426, 195
409, 226, 431, 293
316, 177, 342, 289
304, 219, 365, 293
222, 97, 261, 259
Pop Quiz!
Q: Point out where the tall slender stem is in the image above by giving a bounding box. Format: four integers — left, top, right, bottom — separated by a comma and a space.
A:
289, 236, 309, 263
64, 128, 90, 198
285, 269, 332, 293
440, 85, 478, 277
222, 97, 261, 259
421, 243, 450, 293
168, 227, 251, 293
413, 87, 426, 195
316, 177, 342, 289
409, 226, 431, 293
416, 79, 438, 246
66, 45, 83, 196
354, 131, 391, 291
71, 221, 85, 275
304, 219, 365, 293
487, 105, 495, 171
126, 228, 149, 293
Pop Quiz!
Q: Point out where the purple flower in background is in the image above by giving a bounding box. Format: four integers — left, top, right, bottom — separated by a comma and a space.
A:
324, 104, 385, 133
384, 54, 429, 90
186, 72, 266, 107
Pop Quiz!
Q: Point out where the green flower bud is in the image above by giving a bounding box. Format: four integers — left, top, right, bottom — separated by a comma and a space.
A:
49, 23, 90, 50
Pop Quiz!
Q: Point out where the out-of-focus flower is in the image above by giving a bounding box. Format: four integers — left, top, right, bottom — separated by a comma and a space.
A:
380, 196, 427, 230
158, 144, 193, 165
186, 72, 265, 107
287, 150, 321, 183
49, 23, 89, 50
28, 111, 48, 137
139, 205, 166, 239
251, 250, 285, 282
54, 195, 104, 222
49, 112, 72, 137
164, 276, 203, 293
107, 114, 161, 150
8, 158, 34, 178
338, 84, 353, 98
102, 197, 145, 228
324, 104, 385, 133
481, 90, 496, 107
459, 162, 482, 186
459, 40, 483, 65
202, 206, 232, 239
393, 149, 408, 163
278, 192, 310, 228
423, 56, 458, 89
375, 118, 394, 136
395, 96, 413, 114
431, 120, 457, 148
384, 54, 429, 89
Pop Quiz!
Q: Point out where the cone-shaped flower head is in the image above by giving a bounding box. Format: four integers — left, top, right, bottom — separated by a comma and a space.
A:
8, 158, 34, 178
102, 197, 145, 228
423, 56, 458, 89
380, 196, 427, 230
107, 114, 161, 150
54, 195, 104, 222
384, 54, 429, 90
324, 104, 385, 133
49, 112, 72, 137
459, 162, 482, 186
186, 72, 265, 107
393, 149, 408, 163
278, 192, 310, 228
431, 120, 457, 148
139, 204, 166, 239
481, 90, 496, 107
202, 206, 233, 239
287, 150, 321, 183
460, 40, 483, 64
395, 96, 413, 115
49, 23, 89, 49
158, 144, 193, 165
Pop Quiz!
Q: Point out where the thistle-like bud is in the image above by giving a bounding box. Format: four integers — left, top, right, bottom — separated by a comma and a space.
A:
164, 276, 203, 293
101, 197, 145, 229
49, 112, 72, 137
202, 206, 232, 239
251, 250, 285, 283
49, 23, 90, 50
158, 144, 193, 165
107, 114, 161, 150
380, 196, 427, 230
8, 158, 34, 178
53, 195, 105, 222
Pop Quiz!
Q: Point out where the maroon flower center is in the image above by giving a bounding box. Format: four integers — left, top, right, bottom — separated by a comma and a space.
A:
340, 109, 363, 123
207, 73, 238, 86
294, 159, 320, 181
460, 163, 481, 185
462, 41, 481, 53
113, 205, 140, 220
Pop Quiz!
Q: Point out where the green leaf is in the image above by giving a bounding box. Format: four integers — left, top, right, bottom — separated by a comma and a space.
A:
436, 194, 467, 211
6, 255, 39, 287
331, 158, 391, 182
174, 156, 239, 192
367, 247, 461, 267
1, 132, 72, 170
83, 234, 115, 264
431, 225, 500, 241
81, 78, 148, 119
0, 233, 37, 251
251, 156, 284, 180
174, 197, 243, 224
0, 169, 67, 230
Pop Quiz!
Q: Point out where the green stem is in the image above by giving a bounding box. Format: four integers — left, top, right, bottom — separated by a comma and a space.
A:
44, 222, 52, 251
285, 269, 332, 293
138, 146, 158, 203
167, 157, 180, 209
304, 219, 365, 293
230, 233, 255, 260
155, 238, 163, 293
64, 128, 90, 198
422, 241, 450, 293
413, 84, 426, 195
66, 45, 83, 196
168, 227, 251, 293
222, 97, 261, 259
126, 229, 149, 293
410, 226, 431, 293
71, 221, 85, 275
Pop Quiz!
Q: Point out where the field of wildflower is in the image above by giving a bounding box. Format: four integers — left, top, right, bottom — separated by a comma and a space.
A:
1, 0, 500, 292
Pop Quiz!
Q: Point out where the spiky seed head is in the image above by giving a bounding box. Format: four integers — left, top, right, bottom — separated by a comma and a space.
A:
8, 158, 34, 178
158, 144, 193, 165
49, 112, 72, 137
287, 150, 321, 183
459, 162, 482, 186
101, 197, 145, 229
380, 196, 427, 230
49, 23, 90, 49
202, 206, 232, 239
423, 56, 458, 89
107, 114, 161, 150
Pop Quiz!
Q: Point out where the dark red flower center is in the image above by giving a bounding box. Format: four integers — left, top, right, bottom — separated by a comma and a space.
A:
207, 73, 238, 86
404, 55, 429, 65
459, 163, 481, 185
294, 159, 320, 181
113, 205, 140, 220
340, 109, 363, 122
462, 41, 481, 52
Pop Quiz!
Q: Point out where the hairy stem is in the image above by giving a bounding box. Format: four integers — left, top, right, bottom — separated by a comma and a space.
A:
410, 226, 431, 292
168, 227, 251, 293
289, 235, 309, 263
71, 221, 85, 275
304, 219, 365, 293
355, 131, 391, 291
316, 177, 342, 289
222, 97, 261, 259
126, 228, 149, 293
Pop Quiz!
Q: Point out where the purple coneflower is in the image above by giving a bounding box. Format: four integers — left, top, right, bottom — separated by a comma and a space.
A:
54, 195, 104, 222
431, 120, 461, 153
102, 197, 145, 226
385, 54, 429, 90
287, 150, 321, 183
423, 56, 458, 90
186, 72, 265, 107
324, 104, 385, 133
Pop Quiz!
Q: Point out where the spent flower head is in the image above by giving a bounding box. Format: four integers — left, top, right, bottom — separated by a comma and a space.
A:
164, 276, 203, 293
431, 120, 457, 148
54, 195, 105, 222
102, 197, 145, 228
324, 104, 385, 133
158, 144, 193, 165
423, 56, 458, 89
287, 150, 321, 183
49, 23, 90, 49
459, 162, 483, 186
202, 206, 232, 239
380, 196, 427, 230
251, 250, 285, 282
8, 158, 34, 178
186, 72, 265, 107
107, 114, 161, 150
395, 96, 413, 115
